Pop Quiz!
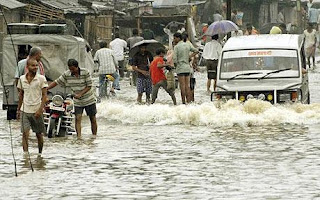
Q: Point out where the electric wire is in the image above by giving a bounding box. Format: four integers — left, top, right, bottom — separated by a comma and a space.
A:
0, 7, 86, 175
1, 6, 34, 175
0, 5, 18, 176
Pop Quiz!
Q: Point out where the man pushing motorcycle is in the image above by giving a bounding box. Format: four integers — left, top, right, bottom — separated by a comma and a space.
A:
47, 59, 97, 138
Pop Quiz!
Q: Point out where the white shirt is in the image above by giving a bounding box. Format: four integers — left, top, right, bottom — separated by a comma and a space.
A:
109, 38, 127, 61
94, 48, 118, 74
304, 29, 317, 48
202, 40, 222, 60
17, 74, 48, 113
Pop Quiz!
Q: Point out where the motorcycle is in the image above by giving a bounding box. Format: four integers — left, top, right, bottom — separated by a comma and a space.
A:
95, 74, 115, 103
43, 92, 75, 138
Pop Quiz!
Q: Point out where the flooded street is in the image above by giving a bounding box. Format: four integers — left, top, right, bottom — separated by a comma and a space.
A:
1, 68, 320, 199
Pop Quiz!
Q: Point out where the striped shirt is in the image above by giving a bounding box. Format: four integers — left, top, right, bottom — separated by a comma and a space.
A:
55, 68, 96, 107
93, 48, 118, 75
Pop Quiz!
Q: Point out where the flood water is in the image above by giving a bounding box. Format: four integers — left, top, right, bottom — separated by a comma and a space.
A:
1, 67, 320, 199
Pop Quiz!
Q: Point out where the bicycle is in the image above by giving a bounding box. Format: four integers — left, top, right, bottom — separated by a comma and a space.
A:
96, 74, 115, 102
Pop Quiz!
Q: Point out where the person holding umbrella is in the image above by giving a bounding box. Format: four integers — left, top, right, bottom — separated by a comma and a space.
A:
205, 20, 239, 36
132, 43, 154, 104
127, 29, 144, 85
202, 34, 222, 93
173, 32, 198, 104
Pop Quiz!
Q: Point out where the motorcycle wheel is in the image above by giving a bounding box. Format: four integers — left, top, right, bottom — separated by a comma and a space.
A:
58, 128, 67, 137
48, 117, 56, 138
105, 80, 111, 97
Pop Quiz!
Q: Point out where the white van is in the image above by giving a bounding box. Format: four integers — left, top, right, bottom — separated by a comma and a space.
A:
212, 34, 310, 104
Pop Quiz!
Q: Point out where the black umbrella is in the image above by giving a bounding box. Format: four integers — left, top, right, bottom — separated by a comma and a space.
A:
129, 39, 164, 57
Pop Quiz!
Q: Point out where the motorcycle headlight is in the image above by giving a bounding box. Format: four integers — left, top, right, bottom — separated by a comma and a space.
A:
64, 98, 74, 111
52, 95, 64, 106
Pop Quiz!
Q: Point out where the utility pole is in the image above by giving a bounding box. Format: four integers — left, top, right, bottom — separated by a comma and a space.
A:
296, 0, 303, 33
227, 0, 231, 20
112, 0, 116, 39
227, 0, 231, 39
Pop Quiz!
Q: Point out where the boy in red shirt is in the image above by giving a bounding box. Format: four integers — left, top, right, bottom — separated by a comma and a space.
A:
150, 48, 177, 105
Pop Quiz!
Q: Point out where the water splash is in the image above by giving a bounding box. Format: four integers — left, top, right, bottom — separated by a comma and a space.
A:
96, 99, 320, 127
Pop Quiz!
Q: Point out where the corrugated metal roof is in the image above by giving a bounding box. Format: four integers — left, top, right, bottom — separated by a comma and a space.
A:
128, 0, 154, 2
39, 0, 95, 14
92, 1, 114, 11
153, 0, 188, 7
152, 0, 205, 8
0, 0, 26, 9
301, 0, 320, 2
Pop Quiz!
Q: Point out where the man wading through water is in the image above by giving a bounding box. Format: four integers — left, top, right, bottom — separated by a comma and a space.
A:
17, 58, 48, 154
149, 48, 177, 105
47, 59, 97, 137
173, 32, 198, 104
132, 44, 154, 103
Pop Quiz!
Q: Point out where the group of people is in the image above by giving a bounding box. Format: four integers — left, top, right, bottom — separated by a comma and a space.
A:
130, 28, 221, 105
94, 27, 219, 106
129, 31, 197, 105
15, 47, 98, 154
19, 17, 291, 154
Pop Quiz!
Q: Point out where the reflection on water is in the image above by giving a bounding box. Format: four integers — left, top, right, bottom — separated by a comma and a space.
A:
0, 123, 319, 199
0, 72, 320, 199
22, 155, 46, 170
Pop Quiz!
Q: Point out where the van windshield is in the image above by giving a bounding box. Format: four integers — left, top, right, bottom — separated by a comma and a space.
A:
220, 49, 299, 79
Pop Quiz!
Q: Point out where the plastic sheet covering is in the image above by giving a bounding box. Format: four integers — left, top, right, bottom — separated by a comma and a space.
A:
1, 34, 94, 85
